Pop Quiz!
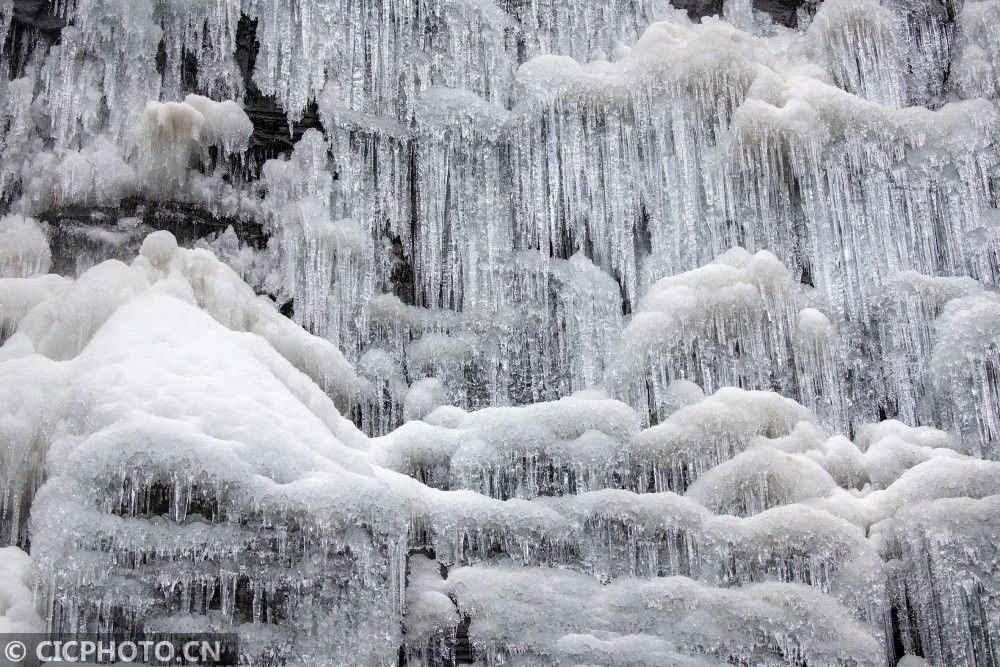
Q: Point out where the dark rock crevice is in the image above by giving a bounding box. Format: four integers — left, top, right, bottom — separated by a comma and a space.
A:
40, 199, 267, 276
4, 0, 63, 78
233, 14, 324, 172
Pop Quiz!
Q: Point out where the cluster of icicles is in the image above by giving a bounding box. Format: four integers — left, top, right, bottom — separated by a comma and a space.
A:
0, 0, 999, 663
2, 0, 998, 442
0, 231, 995, 665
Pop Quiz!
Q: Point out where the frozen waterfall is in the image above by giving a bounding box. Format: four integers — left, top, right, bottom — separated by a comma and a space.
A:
0, 0, 998, 663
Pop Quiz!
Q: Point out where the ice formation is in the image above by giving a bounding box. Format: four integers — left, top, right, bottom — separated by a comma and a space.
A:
1, 0, 999, 662
0, 214, 51, 278
0, 547, 43, 633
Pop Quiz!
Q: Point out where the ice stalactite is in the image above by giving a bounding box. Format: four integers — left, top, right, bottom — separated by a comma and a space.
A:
248, 0, 337, 121
506, 0, 675, 62
22, 136, 136, 213
158, 7, 242, 102
874, 272, 982, 429
357, 347, 410, 436
878, 495, 1000, 666
950, 0, 1000, 100
725, 80, 999, 324
512, 20, 767, 305
891, 0, 955, 106
247, 0, 515, 124
53, 0, 163, 144
261, 129, 373, 352
0, 214, 51, 278
40, 28, 104, 152
610, 248, 846, 429
805, 0, 907, 107
355, 250, 622, 427
0, 77, 36, 199
929, 291, 1000, 458
411, 87, 512, 311
794, 307, 848, 427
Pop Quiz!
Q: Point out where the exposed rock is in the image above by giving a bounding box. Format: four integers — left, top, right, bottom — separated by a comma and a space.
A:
234, 15, 325, 170
40, 200, 266, 276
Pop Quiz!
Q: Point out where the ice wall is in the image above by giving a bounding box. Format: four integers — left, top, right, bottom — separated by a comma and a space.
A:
1, 0, 999, 661
2, 0, 998, 441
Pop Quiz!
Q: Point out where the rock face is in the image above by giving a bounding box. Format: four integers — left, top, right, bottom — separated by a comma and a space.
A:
752, 0, 817, 25
8, 0, 63, 35
233, 15, 325, 169
41, 200, 266, 275
670, 0, 725, 19
1, 0, 999, 664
